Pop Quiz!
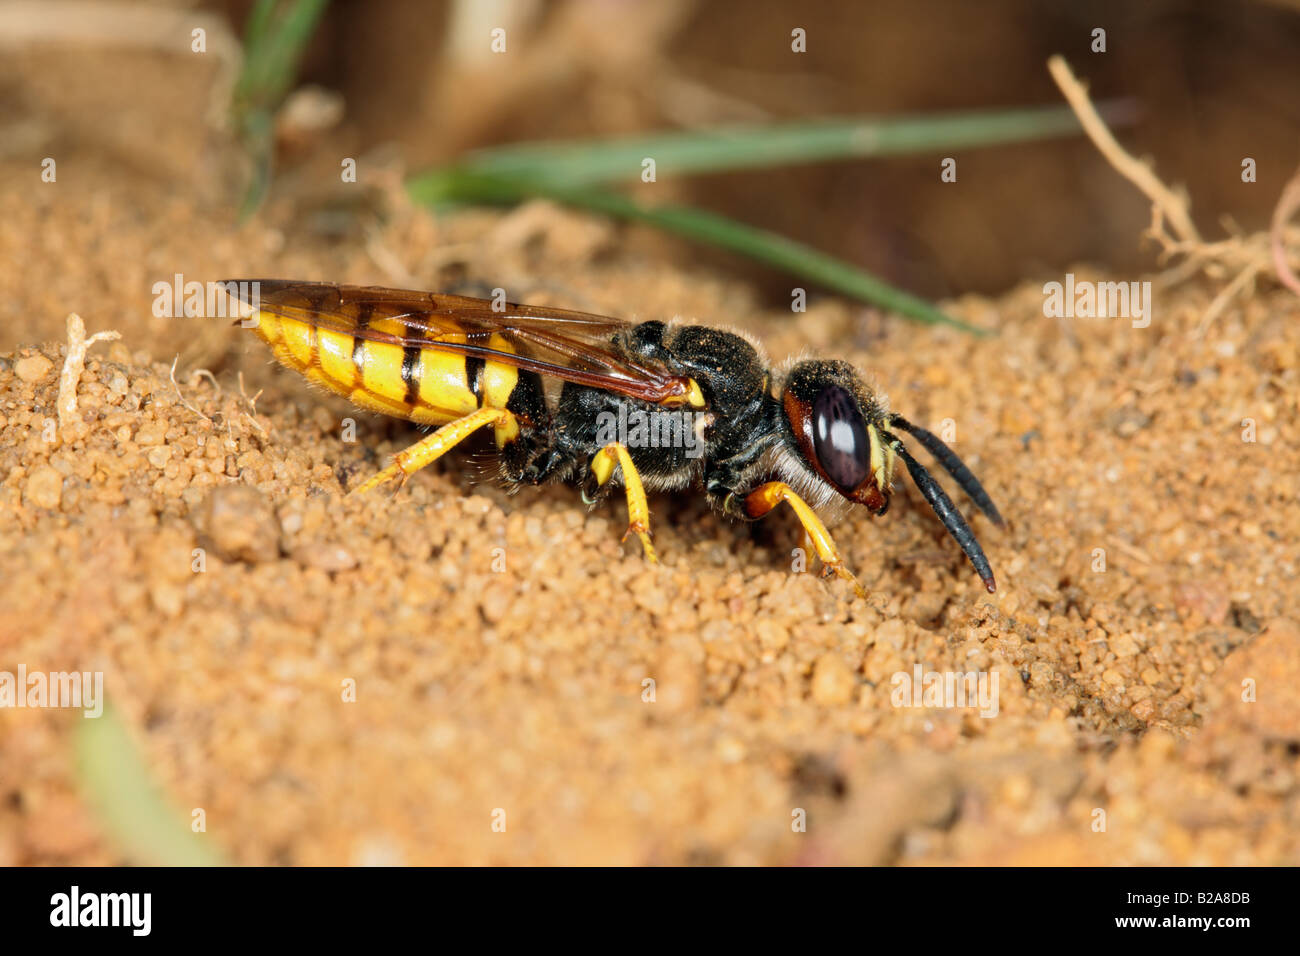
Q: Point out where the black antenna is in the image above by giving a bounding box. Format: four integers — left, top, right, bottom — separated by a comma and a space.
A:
889, 414, 1004, 526
892, 441, 997, 593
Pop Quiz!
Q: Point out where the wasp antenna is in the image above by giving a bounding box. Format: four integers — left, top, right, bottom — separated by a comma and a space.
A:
893, 442, 997, 593
889, 414, 1004, 527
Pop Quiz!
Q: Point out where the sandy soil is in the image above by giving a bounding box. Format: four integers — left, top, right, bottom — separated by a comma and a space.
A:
1, 166, 1297, 865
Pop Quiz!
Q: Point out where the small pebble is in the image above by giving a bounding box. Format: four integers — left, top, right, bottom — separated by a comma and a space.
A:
193, 485, 281, 563
23, 464, 63, 510
811, 652, 857, 706
14, 352, 53, 383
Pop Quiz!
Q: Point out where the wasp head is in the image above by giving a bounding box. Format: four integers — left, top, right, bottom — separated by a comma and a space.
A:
777, 358, 1004, 593
779, 359, 897, 515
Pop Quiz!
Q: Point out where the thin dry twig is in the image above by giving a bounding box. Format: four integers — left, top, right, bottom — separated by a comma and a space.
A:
1048, 54, 1300, 331
169, 356, 212, 425
1269, 163, 1300, 297
1048, 55, 1200, 245
58, 312, 120, 436
1196, 261, 1265, 334
187, 368, 222, 393
237, 372, 268, 439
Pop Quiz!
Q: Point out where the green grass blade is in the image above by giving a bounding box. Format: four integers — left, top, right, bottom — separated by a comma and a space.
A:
233, 0, 330, 113
553, 190, 984, 333
408, 173, 985, 333
406, 101, 1139, 333
411, 103, 1134, 191
232, 0, 331, 219
242, 0, 277, 61
75, 703, 228, 866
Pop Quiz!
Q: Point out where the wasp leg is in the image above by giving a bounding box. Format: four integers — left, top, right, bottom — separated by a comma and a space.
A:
585, 443, 658, 563
728, 482, 866, 598
352, 407, 514, 495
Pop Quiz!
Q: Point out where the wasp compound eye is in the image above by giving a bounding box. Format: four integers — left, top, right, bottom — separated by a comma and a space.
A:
812, 385, 870, 493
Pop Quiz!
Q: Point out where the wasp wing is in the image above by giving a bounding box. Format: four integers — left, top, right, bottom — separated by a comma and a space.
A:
223, 280, 694, 404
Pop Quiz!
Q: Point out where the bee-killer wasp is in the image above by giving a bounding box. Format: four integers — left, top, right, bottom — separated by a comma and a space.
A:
226, 280, 1003, 597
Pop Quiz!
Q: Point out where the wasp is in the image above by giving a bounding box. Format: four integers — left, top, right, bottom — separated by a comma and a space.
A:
226, 280, 1003, 596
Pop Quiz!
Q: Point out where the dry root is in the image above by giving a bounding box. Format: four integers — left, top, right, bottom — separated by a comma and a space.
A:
1048, 54, 1300, 333
58, 312, 120, 438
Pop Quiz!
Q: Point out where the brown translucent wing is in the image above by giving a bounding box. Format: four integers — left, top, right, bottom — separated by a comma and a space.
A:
224, 279, 695, 404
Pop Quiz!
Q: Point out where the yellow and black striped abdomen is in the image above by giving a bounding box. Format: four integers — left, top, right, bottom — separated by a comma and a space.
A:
251, 309, 520, 428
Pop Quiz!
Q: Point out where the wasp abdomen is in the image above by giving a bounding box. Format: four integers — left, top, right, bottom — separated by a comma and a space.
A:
252, 310, 523, 428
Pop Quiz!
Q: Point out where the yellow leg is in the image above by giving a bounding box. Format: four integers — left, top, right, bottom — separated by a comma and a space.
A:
589, 443, 658, 563
738, 482, 866, 598
352, 407, 513, 495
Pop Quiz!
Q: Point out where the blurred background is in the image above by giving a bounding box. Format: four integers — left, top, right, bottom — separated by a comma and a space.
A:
3, 0, 1299, 312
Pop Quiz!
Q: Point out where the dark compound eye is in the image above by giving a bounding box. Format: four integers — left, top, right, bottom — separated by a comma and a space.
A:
812, 385, 870, 493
